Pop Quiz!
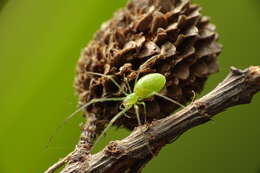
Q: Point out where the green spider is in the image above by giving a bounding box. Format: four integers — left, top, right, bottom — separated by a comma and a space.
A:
68, 72, 184, 150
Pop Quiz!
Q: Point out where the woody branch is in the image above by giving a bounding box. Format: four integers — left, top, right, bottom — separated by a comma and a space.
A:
46, 66, 260, 173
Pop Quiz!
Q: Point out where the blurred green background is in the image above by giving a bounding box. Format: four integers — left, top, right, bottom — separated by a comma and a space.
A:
0, 0, 259, 172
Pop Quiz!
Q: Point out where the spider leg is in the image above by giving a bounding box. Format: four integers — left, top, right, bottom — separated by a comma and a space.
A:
86, 71, 128, 96
46, 97, 125, 150
120, 103, 132, 118
123, 74, 132, 93
138, 101, 147, 123
134, 71, 141, 86
134, 105, 155, 156
92, 105, 132, 152
134, 105, 142, 126
123, 113, 132, 119
68, 97, 125, 121
153, 92, 185, 108
191, 90, 196, 103
189, 91, 213, 122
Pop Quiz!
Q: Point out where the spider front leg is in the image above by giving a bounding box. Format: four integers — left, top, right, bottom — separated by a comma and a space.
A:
46, 97, 125, 150
68, 97, 125, 121
91, 105, 132, 152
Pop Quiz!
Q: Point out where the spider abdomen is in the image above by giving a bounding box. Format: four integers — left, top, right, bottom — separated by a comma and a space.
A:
134, 73, 166, 99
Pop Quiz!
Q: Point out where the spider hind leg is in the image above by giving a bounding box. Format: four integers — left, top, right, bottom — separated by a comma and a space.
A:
153, 92, 185, 108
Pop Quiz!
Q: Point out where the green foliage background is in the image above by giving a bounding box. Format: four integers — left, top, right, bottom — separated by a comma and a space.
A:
0, 0, 259, 172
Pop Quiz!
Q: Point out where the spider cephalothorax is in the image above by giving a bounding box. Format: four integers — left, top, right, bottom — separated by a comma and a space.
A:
74, 0, 222, 150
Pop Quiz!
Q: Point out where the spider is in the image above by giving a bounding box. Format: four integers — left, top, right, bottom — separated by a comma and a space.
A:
68, 72, 185, 151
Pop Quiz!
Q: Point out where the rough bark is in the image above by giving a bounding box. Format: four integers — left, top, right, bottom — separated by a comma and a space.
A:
45, 66, 260, 173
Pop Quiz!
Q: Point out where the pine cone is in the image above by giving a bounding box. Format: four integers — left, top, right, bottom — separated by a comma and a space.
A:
75, 0, 222, 134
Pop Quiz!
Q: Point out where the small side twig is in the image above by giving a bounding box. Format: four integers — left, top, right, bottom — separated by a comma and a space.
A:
46, 66, 260, 173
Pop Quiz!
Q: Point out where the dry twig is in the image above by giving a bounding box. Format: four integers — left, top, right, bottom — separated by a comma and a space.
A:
45, 66, 260, 173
